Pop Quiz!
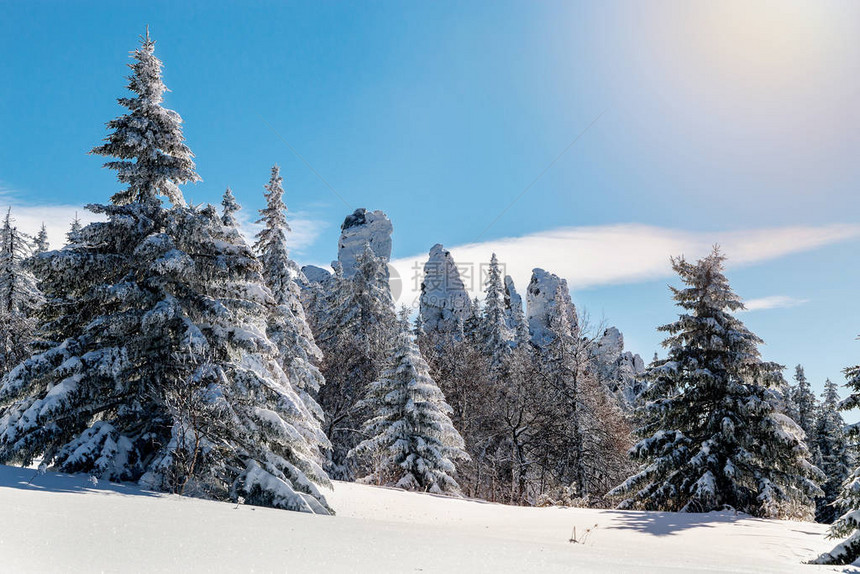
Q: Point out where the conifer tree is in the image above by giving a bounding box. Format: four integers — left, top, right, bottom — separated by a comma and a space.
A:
813, 350, 860, 563
789, 364, 818, 444
221, 187, 240, 227
609, 248, 822, 518
813, 379, 852, 524
481, 253, 512, 367
0, 209, 43, 375
33, 223, 49, 255
462, 296, 483, 346
350, 325, 468, 493
0, 31, 331, 514
315, 244, 398, 479
90, 27, 199, 206
253, 166, 326, 427
67, 213, 83, 244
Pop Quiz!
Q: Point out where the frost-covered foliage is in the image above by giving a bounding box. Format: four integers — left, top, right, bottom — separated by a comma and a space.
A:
481, 253, 513, 366
90, 28, 199, 206
253, 166, 327, 429
33, 223, 49, 255
310, 242, 398, 479
609, 248, 822, 519
813, 349, 860, 563
350, 325, 467, 493
787, 364, 818, 445
417, 259, 633, 505
0, 31, 330, 515
254, 166, 293, 296
812, 379, 853, 524
0, 201, 332, 513
66, 214, 83, 245
221, 187, 240, 228
533, 286, 634, 500
0, 210, 44, 375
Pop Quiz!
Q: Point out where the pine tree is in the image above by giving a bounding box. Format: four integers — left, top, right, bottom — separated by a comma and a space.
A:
33, 223, 49, 255
67, 213, 83, 244
462, 297, 483, 346
0, 31, 331, 514
789, 364, 818, 444
314, 244, 398, 479
90, 27, 199, 206
252, 166, 326, 428
813, 350, 860, 563
481, 253, 512, 367
254, 167, 292, 290
221, 187, 240, 227
350, 326, 468, 493
0, 209, 43, 375
609, 248, 822, 518
812, 379, 852, 524
417, 293, 496, 500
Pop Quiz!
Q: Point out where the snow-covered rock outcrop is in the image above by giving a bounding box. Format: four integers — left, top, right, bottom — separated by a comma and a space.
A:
302, 264, 332, 285
338, 208, 393, 278
419, 244, 471, 335
503, 276, 523, 327
593, 327, 646, 409
503, 275, 528, 343
526, 268, 578, 347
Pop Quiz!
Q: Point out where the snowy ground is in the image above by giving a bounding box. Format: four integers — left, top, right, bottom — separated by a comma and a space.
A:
0, 464, 854, 573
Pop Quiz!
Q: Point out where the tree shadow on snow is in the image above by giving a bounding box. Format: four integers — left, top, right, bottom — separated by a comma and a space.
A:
0, 464, 160, 498
603, 509, 761, 536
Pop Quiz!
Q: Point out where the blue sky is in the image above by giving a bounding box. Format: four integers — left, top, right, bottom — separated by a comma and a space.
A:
1, 1, 859, 406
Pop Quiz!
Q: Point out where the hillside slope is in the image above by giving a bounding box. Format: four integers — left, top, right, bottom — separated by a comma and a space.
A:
0, 464, 850, 573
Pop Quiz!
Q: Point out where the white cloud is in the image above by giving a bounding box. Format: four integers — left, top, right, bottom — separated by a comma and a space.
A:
0, 200, 101, 250
389, 223, 860, 306
233, 209, 327, 256
0, 191, 327, 257
741, 296, 810, 312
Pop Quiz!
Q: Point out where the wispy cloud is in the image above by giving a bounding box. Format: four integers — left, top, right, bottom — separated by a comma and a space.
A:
0, 187, 328, 257
741, 296, 810, 313
0, 188, 101, 250
233, 209, 327, 256
389, 223, 860, 306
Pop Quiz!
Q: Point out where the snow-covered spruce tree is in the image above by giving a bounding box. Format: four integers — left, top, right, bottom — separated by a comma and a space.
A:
417, 282, 497, 501
480, 253, 513, 369
349, 322, 468, 493
66, 214, 83, 244
478, 266, 552, 503
33, 223, 49, 255
221, 187, 240, 227
90, 28, 199, 206
609, 248, 822, 518
813, 353, 860, 563
788, 364, 818, 445
0, 209, 43, 375
812, 379, 853, 524
462, 296, 483, 346
315, 244, 398, 479
252, 165, 327, 428
0, 31, 331, 514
